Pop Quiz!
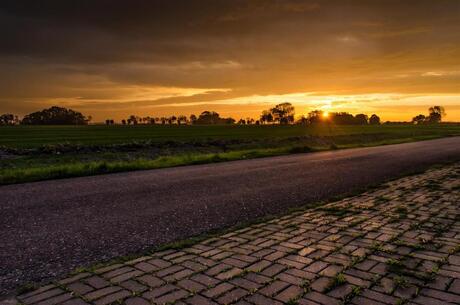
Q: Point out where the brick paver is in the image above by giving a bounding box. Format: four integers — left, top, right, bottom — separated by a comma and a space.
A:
9, 164, 460, 304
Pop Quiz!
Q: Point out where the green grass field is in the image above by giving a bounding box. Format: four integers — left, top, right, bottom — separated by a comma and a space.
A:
3, 124, 460, 148
1, 124, 459, 185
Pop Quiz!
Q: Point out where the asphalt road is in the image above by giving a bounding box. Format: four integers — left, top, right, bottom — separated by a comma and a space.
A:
1, 137, 460, 296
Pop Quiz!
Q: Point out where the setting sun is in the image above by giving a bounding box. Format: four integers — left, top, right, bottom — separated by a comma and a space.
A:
323, 112, 329, 118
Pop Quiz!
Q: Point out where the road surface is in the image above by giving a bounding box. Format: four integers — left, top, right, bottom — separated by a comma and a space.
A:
1, 137, 460, 296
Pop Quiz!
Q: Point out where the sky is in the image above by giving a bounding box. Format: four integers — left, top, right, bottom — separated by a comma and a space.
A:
0, 0, 459, 122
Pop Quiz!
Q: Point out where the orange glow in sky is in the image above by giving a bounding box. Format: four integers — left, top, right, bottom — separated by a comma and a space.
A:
0, 1, 459, 122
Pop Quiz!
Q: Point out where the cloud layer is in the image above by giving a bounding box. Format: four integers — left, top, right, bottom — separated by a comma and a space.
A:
0, 0, 459, 120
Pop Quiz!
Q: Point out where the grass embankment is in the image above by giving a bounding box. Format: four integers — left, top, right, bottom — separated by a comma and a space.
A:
1, 124, 459, 185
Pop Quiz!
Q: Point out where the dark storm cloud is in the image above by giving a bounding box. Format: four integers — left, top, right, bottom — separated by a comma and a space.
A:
0, 0, 319, 64
1, 0, 457, 64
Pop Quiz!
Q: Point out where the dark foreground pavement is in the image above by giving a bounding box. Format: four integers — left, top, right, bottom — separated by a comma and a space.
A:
1, 137, 460, 296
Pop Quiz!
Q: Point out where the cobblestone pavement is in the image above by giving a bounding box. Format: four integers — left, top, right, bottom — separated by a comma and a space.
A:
9, 163, 460, 305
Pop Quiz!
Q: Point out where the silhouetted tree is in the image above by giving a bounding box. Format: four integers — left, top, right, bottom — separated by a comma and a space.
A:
194, 111, 234, 125
127, 115, 139, 125
141, 116, 154, 124
167, 115, 177, 125
412, 106, 446, 124
0, 113, 19, 125
189, 114, 197, 124
427, 106, 446, 123
21, 106, 89, 125
177, 115, 187, 125
195, 111, 218, 124
369, 114, 381, 125
412, 114, 427, 124
329, 112, 354, 124
296, 115, 309, 125
121, 119, 127, 125
260, 110, 274, 124
354, 114, 369, 125
223, 117, 236, 124
270, 102, 295, 124
246, 117, 255, 125
307, 110, 324, 124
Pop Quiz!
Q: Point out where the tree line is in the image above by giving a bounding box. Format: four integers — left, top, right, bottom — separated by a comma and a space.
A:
0, 106, 91, 125
0, 104, 447, 126
114, 111, 235, 126
116, 103, 379, 126
411, 106, 446, 124
259, 102, 381, 125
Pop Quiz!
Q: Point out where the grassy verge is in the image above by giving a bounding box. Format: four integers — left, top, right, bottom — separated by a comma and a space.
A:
1, 124, 460, 185
0, 133, 455, 185
2, 145, 317, 185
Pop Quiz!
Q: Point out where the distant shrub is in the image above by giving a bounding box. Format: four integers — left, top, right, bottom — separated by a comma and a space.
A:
289, 146, 312, 154
21, 106, 90, 125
